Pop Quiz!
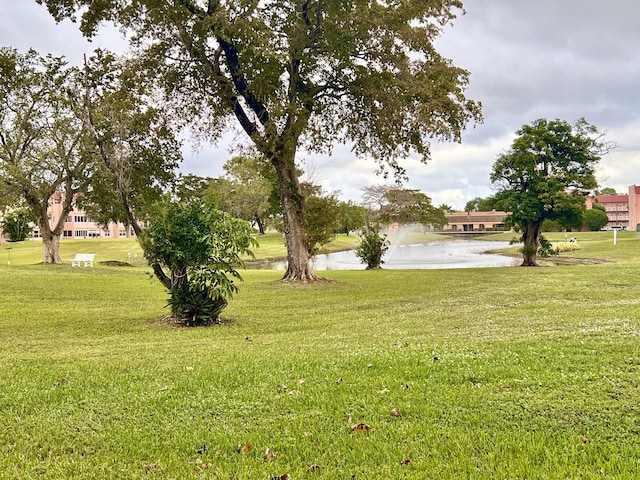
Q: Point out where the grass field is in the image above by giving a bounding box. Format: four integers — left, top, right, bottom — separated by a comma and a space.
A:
0, 231, 639, 478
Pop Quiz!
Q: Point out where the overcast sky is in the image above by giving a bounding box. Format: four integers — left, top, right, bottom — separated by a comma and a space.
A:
2, 0, 639, 209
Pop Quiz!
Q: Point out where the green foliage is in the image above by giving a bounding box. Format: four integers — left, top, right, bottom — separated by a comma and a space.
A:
464, 195, 504, 212
362, 186, 446, 228
337, 200, 367, 235
491, 118, 610, 265
302, 184, 341, 255
140, 199, 257, 325
1, 209, 34, 242
582, 208, 609, 231
355, 227, 390, 270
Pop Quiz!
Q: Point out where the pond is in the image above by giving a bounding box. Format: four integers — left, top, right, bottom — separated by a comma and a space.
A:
260, 239, 518, 270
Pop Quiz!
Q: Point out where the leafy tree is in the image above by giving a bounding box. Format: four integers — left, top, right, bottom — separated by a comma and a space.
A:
582, 208, 609, 231
362, 185, 446, 228
301, 183, 341, 255
0, 48, 94, 263
77, 51, 181, 237
217, 156, 275, 234
490, 118, 612, 266
140, 199, 256, 325
597, 187, 617, 195
39, 0, 482, 282
1, 209, 34, 242
355, 227, 389, 270
337, 201, 367, 235
464, 195, 503, 212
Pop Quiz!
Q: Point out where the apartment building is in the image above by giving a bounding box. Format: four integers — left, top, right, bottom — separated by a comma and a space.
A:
0, 191, 134, 245
586, 185, 640, 231
443, 210, 508, 232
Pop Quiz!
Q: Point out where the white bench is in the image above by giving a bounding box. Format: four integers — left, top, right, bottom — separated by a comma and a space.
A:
71, 253, 95, 267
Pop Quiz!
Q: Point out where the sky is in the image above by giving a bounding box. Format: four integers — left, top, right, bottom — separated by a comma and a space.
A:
2, 0, 639, 210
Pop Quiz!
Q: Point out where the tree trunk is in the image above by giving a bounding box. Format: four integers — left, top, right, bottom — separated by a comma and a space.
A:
521, 221, 542, 266
39, 219, 62, 264
273, 156, 317, 282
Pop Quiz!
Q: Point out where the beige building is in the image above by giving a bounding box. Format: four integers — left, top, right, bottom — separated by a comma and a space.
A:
443, 211, 508, 232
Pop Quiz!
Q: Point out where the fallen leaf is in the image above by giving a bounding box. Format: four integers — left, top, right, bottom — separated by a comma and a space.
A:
264, 448, 276, 462
156, 386, 170, 392
185, 366, 194, 371
432, 356, 440, 362
400, 458, 411, 465
271, 475, 290, 480
308, 464, 321, 471
580, 436, 588, 444
195, 458, 203, 465
336, 378, 343, 384
298, 379, 305, 385
351, 423, 371, 433
54, 378, 69, 387
202, 462, 212, 468
347, 413, 353, 423
288, 390, 300, 396
502, 385, 511, 391
379, 388, 390, 394
244, 336, 253, 342
367, 363, 373, 368
276, 384, 287, 391
237, 443, 252, 454
391, 408, 401, 417
401, 383, 409, 391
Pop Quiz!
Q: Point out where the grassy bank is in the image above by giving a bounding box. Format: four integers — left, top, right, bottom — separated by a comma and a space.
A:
0, 232, 639, 478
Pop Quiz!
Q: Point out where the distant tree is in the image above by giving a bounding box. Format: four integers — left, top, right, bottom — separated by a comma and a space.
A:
490, 118, 613, 266
439, 204, 456, 213
464, 195, 503, 212
582, 208, 609, 231
362, 185, 446, 228
40, 0, 482, 282
1, 209, 34, 242
597, 187, 617, 195
300, 183, 341, 255
337, 201, 367, 235
0, 48, 94, 263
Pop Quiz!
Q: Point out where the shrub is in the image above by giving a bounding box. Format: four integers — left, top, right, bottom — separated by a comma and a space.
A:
355, 227, 390, 270
140, 199, 256, 326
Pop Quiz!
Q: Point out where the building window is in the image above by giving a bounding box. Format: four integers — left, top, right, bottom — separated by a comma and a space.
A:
63, 230, 73, 238
103, 229, 110, 237
32, 229, 41, 238
119, 229, 127, 237
66, 216, 72, 222
74, 215, 87, 223
478, 224, 485, 230
88, 230, 101, 238
75, 230, 88, 238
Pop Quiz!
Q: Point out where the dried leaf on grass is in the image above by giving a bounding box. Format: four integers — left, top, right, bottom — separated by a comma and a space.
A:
351, 423, 371, 433
237, 443, 252, 454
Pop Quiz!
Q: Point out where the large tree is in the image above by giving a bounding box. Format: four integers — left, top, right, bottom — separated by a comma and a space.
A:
490, 118, 612, 266
0, 48, 94, 263
38, 0, 481, 281
362, 185, 446, 228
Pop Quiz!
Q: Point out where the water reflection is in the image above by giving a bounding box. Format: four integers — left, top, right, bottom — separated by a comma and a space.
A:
262, 240, 517, 270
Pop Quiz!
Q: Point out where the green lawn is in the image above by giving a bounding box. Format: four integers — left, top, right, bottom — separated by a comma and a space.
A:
0, 232, 639, 478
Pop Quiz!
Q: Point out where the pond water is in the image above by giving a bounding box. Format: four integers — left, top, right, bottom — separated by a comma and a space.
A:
262, 239, 518, 270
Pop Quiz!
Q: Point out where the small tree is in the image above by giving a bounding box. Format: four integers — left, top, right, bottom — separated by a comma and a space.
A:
583, 208, 609, 231
490, 118, 613, 266
1, 209, 34, 242
140, 199, 257, 326
355, 227, 390, 270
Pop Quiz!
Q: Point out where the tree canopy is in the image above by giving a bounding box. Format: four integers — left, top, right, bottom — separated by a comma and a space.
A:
490, 118, 612, 266
362, 185, 446, 228
38, 0, 482, 281
0, 48, 93, 263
